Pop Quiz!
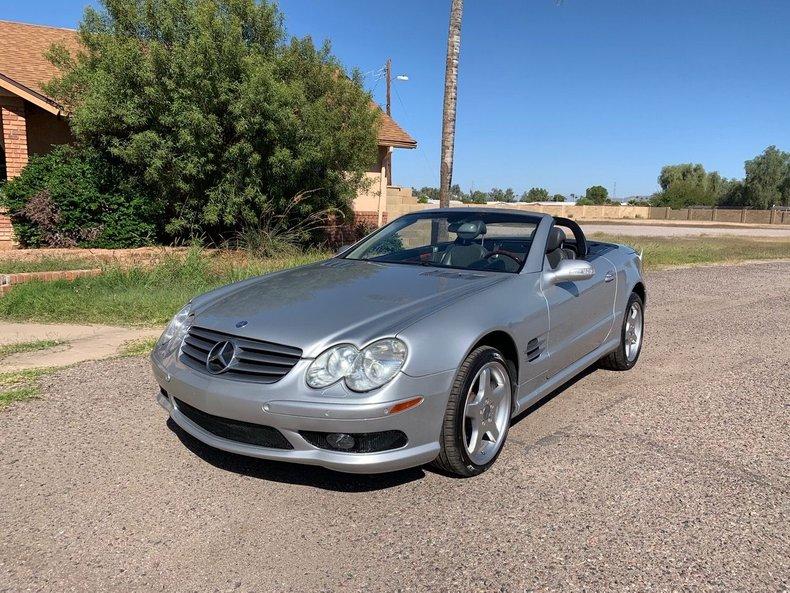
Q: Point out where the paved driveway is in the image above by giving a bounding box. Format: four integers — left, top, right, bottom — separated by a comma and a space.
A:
1, 261, 788, 592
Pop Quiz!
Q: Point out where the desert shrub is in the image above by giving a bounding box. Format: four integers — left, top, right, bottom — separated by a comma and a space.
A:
2, 146, 157, 248
232, 193, 340, 257
353, 219, 377, 240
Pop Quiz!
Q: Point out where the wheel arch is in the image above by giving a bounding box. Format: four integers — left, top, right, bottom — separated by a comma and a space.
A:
469, 330, 520, 395
632, 281, 647, 307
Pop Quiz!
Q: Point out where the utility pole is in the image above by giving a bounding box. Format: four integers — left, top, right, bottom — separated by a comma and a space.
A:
439, 0, 463, 208
385, 58, 392, 185
385, 58, 392, 116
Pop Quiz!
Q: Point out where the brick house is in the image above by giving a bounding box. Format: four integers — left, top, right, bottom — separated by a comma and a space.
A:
0, 20, 416, 249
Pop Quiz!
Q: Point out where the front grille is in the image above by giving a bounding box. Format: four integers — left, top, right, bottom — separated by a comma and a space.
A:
174, 397, 293, 449
180, 325, 302, 383
300, 430, 408, 453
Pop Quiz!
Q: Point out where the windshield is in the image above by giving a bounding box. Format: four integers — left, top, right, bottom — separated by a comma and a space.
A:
343, 212, 540, 273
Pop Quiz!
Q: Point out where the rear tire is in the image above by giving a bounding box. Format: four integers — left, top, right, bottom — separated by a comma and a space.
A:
431, 346, 514, 477
600, 291, 644, 371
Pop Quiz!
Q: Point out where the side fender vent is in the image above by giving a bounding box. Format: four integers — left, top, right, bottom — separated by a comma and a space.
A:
526, 336, 546, 362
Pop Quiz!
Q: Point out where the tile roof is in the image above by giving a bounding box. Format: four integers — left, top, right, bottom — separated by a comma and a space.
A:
0, 20, 79, 104
0, 20, 416, 148
377, 109, 417, 149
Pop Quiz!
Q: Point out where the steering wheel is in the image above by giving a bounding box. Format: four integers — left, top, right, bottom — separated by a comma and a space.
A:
484, 251, 522, 265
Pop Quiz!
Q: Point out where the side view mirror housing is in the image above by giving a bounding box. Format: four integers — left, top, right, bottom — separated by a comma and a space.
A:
544, 259, 595, 285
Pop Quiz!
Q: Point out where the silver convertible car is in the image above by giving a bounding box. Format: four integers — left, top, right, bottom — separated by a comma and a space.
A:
151, 208, 646, 477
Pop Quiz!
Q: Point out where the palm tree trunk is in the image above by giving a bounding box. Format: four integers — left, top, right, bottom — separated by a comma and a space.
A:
439, 0, 463, 208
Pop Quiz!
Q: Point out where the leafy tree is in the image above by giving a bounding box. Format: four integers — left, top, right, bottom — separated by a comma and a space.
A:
44, 0, 378, 241
716, 180, 746, 207
575, 197, 594, 206
742, 146, 790, 208
450, 183, 465, 201
584, 185, 609, 204
521, 187, 549, 202
463, 190, 488, 204
486, 187, 517, 203
651, 163, 732, 208
488, 187, 505, 202
416, 186, 439, 201
551, 193, 566, 202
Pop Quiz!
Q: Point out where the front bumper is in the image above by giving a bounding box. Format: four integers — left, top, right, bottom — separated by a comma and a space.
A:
152, 354, 454, 474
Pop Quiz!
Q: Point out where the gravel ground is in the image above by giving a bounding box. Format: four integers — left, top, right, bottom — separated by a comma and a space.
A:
1, 261, 788, 592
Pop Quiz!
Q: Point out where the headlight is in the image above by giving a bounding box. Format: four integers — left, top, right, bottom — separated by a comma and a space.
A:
306, 338, 407, 392
305, 344, 359, 389
155, 303, 192, 356
346, 339, 407, 392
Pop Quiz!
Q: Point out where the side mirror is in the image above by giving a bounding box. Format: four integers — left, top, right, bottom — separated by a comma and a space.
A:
544, 259, 595, 285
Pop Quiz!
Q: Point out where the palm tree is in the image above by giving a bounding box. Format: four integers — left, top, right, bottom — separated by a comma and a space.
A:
439, 0, 463, 208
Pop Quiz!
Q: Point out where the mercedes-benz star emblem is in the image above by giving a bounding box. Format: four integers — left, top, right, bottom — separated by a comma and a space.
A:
206, 340, 236, 374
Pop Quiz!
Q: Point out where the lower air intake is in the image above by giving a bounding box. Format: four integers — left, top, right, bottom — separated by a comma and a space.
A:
174, 398, 293, 450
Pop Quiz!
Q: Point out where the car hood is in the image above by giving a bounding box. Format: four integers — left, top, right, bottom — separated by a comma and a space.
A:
191, 258, 509, 356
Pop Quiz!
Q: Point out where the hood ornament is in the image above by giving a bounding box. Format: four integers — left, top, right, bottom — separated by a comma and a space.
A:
235, 320, 248, 328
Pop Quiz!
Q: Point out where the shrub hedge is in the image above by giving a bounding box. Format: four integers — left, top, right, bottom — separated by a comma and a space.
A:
1, 146, 159, 248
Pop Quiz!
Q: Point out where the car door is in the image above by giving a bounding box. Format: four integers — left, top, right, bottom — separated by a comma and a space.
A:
541, 248, 617, 376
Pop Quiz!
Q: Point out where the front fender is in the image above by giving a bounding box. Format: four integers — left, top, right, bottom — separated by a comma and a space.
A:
396, 272, 549, 382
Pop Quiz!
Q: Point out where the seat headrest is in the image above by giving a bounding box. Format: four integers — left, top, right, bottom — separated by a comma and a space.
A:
449, 220, 487, 241
546, 226, 566, 252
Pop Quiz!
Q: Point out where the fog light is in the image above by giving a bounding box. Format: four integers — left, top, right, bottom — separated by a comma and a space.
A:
326, 433, 355, 450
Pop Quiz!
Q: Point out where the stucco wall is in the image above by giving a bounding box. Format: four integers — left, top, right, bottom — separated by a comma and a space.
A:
353, 171, 385, 213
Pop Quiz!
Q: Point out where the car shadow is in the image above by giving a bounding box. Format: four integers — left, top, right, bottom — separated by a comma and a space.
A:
166, 418, 425, 492
166, 365, 601, 486
510, 364, 598, 427
425, 365, 601, 479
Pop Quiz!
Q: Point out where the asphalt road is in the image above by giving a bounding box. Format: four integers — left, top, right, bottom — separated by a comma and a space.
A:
581, 222, 790, 238
1, 261, 788, 592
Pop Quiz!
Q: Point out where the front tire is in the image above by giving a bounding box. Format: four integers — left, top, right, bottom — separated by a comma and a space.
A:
600, 291, 644, 371
432, 346, 514, 477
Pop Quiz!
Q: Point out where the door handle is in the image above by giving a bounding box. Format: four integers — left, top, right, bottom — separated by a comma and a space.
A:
604, 271, 615, 283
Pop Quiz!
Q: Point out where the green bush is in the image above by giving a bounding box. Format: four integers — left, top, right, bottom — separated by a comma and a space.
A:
44, 0, 378, 244
2, 146, 158, 248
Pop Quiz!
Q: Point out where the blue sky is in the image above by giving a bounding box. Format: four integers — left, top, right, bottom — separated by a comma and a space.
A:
3, 0, 790, 198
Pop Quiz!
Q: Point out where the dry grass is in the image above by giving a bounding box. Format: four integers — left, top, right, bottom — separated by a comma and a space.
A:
0, 236, 787, 327
592, 234, 790, 269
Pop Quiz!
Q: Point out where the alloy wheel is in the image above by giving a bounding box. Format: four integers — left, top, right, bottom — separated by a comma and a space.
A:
624, 301, 643, 362
462, 361, 511, 465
